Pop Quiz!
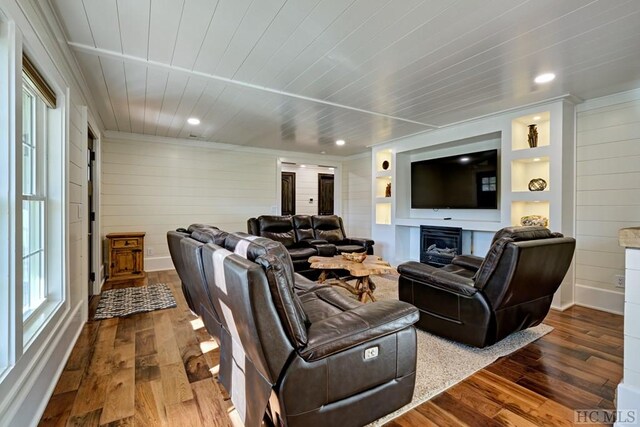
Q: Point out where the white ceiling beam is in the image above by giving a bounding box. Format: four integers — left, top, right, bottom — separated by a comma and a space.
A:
68, 41, 438, 129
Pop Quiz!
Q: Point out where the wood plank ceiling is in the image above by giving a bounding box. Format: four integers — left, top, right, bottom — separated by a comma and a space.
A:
50, 0, 640, 155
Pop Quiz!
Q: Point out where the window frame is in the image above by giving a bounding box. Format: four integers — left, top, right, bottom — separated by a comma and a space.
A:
21, 81, 48, 321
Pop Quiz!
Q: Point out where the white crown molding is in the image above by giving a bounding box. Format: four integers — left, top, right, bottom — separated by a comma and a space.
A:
104, 130, 346, 164
576, 87, 640, 112
368, 93, 581, 149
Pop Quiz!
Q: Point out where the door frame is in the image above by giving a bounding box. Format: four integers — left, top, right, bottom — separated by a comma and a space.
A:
317, 173, 335, 215
276, 157, 342, 216
87, 122, 102, 296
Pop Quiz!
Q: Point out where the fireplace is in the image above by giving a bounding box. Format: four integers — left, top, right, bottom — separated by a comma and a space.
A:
420, 226, 463, 267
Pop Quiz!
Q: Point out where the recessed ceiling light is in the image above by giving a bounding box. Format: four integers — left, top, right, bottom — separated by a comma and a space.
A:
187, 117, 200, 125
329, 167, 334, 171
533, 116, 541, 121
336, 139, 345, 146
321, 151, 326, 154
533, 158, 541, 162
460, 157, 470, 163
300, 164, 306, 168
534, 73, 555, 84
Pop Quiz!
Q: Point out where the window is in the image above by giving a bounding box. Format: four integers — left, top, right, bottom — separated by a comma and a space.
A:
21, 82, 47, 319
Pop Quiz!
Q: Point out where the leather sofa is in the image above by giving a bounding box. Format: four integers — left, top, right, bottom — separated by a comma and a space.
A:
167, 225, 418, 427
247, 215, 336, 277
397, 226, 576, 348
247, 215, 375, 274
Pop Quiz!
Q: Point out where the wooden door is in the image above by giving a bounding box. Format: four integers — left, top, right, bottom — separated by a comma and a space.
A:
281, 172, 296, 215
318, 173, 334, 215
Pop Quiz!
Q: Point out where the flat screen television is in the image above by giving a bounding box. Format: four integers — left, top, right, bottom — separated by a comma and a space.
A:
411, 149, 498, 209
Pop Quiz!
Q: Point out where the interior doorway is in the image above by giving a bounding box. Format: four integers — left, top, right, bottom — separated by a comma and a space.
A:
87, 128, 97, 297
318, 173, 334, 215
281, 171, 296, 215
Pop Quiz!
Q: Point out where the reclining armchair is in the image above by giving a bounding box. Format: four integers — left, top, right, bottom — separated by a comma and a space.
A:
398, 226, 576, 348
200, 232, 419, 427
311, 215, 374, 254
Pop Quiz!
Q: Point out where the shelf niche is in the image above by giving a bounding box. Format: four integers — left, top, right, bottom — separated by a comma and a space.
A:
375, 176, 392, 198
511, 157, 550, 192
512, 111, 550, 151
511, 200, 550, 228
376, 149, 393, 173
376, 203, 391, 225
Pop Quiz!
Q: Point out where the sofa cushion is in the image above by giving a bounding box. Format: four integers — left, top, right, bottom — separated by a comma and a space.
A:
293, 215, 314, 241
312, 215, 345, 242
255, 253, 308, 348
190, 227, 229, 245
257, 215, 296, 247
491, 226, 557, 245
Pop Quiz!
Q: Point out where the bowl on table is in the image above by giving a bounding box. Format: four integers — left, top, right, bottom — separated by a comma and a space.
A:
341, 252, 367, 263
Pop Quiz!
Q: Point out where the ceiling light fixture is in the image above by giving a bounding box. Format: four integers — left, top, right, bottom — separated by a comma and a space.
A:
533, 116, 541, 121
460, 157, 470, 163
534, 73, 555, 84
533, 158, 541, 162
329, 167, 334, 171
336, 139, 345, 146
321, 151, 326, 154
300, 164, 306, 168
187, 117, 200, 125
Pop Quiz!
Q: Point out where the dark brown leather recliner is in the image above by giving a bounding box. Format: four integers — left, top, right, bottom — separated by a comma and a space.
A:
311, 215, 374, 254
201, 232, 418, 427
167, 224, 227, 341
247, 215, 336, 277
398, 226, 576, 348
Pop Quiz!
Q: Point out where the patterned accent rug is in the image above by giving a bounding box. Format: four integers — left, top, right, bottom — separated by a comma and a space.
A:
94, 283, 177, 320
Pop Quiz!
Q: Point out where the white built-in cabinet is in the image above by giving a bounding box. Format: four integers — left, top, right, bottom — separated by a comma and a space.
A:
371, 100, 575, 309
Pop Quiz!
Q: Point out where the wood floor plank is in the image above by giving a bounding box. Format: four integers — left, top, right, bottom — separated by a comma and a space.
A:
39, 270, 624, 427
99, 367, 135, 425
134, 380, 168, 426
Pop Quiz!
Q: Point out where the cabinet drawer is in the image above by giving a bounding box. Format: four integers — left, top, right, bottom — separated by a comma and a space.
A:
112, 238, 141, 248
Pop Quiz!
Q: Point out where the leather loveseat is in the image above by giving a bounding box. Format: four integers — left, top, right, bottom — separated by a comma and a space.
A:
247, 215, 336, 277
397, 226, 576, 348
167, 225, 418, 426
247, 215, 375, 274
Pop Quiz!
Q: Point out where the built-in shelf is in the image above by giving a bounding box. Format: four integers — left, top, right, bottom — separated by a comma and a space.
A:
512, 111, 550, 151
511, 201, 550, 228
511, 156, 550, 192
375, 176, 392, 198
375, 203, 392, 225
375, 149, 393, 173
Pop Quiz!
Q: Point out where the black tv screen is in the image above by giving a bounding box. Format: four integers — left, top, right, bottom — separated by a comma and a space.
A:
411, 149, 498, 209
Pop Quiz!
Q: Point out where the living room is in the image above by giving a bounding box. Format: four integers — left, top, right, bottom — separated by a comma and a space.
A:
1, 0, 639, 426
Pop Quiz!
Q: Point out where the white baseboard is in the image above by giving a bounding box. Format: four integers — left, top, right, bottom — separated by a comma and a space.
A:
0, 302, 85, 427
575, 283, 624, 315
145, 255, 174, 272
551, 302, 575, 312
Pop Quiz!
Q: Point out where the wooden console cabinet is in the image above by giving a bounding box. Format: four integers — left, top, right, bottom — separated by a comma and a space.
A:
106, 232, 145, 282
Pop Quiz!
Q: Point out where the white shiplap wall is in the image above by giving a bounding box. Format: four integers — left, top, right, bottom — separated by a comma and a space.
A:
342, 153, 373, 238
101, 135, 280, 270
575, 89, 640, 314
0, 0, 100, 425
281, 164, 334, 215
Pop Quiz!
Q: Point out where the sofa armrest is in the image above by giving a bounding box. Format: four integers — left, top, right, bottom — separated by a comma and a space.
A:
451, 254, 484, 272
300, 300, 418, 361
397, 261, 477, 297
344, 237, 374, 248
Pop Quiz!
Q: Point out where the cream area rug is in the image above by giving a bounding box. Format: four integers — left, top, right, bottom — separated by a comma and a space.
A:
341, 275, 553, 426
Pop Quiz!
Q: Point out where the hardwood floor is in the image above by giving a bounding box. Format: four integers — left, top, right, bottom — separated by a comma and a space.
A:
39, 270, 623, 426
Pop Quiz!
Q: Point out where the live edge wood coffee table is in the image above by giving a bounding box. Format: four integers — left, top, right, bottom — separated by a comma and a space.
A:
308, 255, 395, 303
